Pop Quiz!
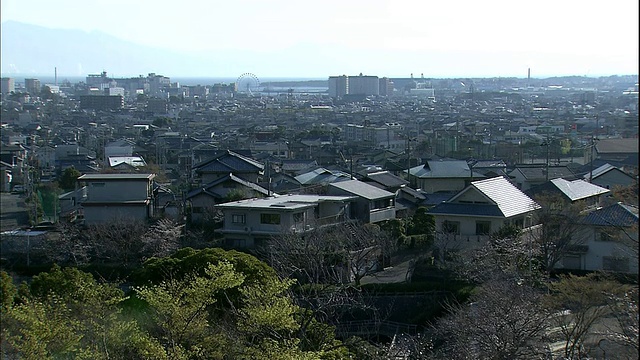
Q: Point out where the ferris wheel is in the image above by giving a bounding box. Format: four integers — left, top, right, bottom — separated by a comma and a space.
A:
236, 73, 260, 94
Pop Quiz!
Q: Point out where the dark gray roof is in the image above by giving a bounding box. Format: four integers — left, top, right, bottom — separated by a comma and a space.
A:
364, 171, 409, 188
581, 203, 639, 227
78, 173, 155, 180
192, 150, 264, 174
583, 163, 633, 181
186, 173, 271, 199
512, 166, 577, 181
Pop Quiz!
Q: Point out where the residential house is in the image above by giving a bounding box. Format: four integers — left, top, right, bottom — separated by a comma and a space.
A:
406, 159, 484, 193
509, 165, 577, 191
214, 194, 355, 248
526, 178, 610, 208
186, 173, 272, 223
327, 179, 396, 223
104, 138, 136, 158
1, 161, 12, 192
428, 176, 540, 250
583, 163, 636, 190
77, 173, 156, 225
470, 159, 508, 178
362, 170, 409, 192
58, 186, 87, 222
279, 159, 319, 176
107, 156, 147, 172
0, 143, 27, 183
294, 167, 352, 187
191, 150, 264, 185
558, 202, 638, 274
588, 138, 638, 173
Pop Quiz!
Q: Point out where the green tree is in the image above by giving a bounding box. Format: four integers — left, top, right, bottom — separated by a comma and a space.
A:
58, 167, 82, 191
2, 265, 166, 359
0, 270, 17, 312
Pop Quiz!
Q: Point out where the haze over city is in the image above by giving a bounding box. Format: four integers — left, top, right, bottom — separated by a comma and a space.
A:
1, 0, 638, 79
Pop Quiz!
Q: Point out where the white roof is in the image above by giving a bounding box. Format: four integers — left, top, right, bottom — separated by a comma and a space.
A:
470, 177, 540, 217
550, 178, 610, 201
214, 194, 355, 210
108, 156, 146, 167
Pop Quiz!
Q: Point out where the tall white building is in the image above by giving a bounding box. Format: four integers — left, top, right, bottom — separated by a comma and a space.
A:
328, 75, 349, 98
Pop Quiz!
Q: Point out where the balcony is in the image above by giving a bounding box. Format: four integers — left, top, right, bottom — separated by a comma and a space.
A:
369, 207, 396, 223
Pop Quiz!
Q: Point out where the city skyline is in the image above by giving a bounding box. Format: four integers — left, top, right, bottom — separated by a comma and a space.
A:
1, 0, 639, 78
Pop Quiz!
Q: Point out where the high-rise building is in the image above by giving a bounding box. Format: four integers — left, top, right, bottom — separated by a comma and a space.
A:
348, 74, 379, 96
24, 78, 41, 95
328, 75, 349, 98
1, 77, 15, 95
379, 77, 394, 96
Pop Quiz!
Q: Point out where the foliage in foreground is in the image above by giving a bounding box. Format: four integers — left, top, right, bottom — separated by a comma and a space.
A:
0, 248, 359, 359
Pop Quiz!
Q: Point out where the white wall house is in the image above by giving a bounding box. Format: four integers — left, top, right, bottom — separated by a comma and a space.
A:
327, 179, 396, 223
406, 159, 485, 193
428, 177, 540, 251
214, 194, 356, 248
558, 202, 638, 274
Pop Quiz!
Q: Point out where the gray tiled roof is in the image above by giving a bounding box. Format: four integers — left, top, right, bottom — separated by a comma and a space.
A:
329, 179, 395, 200
412, 159, 470, 178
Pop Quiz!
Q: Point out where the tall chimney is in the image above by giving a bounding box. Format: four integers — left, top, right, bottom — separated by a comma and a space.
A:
55, 67, 58, 85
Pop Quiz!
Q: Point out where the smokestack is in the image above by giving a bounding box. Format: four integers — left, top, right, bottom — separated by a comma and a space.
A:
55, 67, 58, 85
527, 68, 530, 87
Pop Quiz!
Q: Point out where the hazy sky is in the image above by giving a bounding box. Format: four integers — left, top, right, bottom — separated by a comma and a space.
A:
2, 0, 638, 78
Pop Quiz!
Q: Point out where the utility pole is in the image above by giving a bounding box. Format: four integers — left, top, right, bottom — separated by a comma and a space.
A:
543, 134, 551, 181
588, 115, 598, 183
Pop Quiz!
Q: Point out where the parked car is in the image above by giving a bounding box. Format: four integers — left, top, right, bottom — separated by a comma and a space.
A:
11, 185, 25, 194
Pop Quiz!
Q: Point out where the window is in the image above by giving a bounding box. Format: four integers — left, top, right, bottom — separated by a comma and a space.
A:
475, 221, 491, 235
598, 230, 614, 242
260, 213, 281, 225
513, 218, 524, 228
603, 256, 630, 272
293, 212, 304, 223
232, 214, 246, 224
442, 221, 460, 235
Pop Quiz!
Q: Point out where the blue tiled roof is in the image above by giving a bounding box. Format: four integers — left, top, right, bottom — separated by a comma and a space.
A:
581, 203, 639, 227
427, 203, 503, 217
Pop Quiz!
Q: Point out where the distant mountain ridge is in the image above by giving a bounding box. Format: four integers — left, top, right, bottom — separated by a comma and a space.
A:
0, 21, 345, 79
1, 21, 213, 78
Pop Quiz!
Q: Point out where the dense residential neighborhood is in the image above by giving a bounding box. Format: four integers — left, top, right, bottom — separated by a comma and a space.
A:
1, 72, 638, 358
